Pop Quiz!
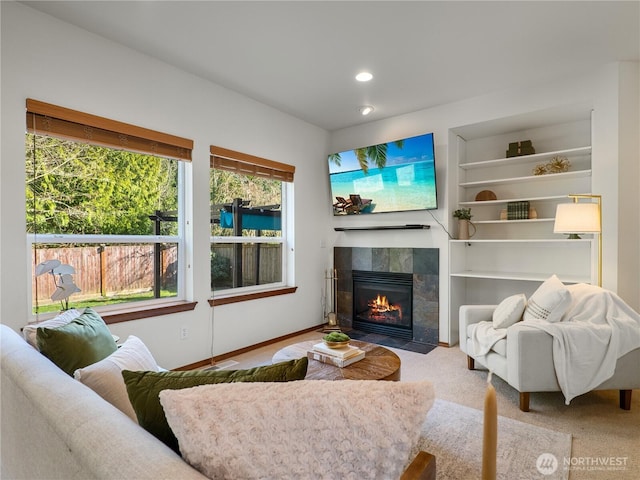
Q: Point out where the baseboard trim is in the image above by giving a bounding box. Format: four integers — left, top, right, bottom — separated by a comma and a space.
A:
175, 323, 325, 371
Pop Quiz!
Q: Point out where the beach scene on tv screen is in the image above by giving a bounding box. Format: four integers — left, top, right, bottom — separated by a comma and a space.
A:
328, 133, 437, 215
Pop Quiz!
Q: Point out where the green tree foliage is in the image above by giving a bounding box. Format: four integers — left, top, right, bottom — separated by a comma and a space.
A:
210, 253, 232, 289
210, 170, 281, 207
26, 134, 178, 236
210, 169, 282, 237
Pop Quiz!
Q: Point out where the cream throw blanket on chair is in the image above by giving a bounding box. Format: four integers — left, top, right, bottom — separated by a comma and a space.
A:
468, 284, 640, 404
522, 283, 640, 404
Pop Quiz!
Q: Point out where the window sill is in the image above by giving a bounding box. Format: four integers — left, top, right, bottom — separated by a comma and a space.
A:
208, 286, 297, 306
102, 300, 197, 325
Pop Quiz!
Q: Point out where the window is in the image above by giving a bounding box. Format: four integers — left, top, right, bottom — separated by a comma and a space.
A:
26, 99, 194, 320
210, 146, 295, 303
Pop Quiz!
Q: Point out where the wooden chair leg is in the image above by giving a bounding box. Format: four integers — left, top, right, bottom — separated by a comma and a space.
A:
467, 355, 475, 370
519, 392, 530, 412
620, 390, 632, 410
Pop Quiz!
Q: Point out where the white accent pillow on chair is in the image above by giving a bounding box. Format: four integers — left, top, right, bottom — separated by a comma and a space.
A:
492, 293, 527, 329
523, 275, 571, 323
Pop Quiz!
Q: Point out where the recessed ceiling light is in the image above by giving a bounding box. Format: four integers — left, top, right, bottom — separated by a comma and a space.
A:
355, 72, 373, 82
359, 105, 375, 116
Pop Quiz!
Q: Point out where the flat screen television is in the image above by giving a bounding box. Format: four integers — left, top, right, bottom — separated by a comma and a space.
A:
328, 132, 437, 215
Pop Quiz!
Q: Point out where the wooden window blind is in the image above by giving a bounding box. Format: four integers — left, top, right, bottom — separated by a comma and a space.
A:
210, 145, 295, 182
26, 99, 193, 161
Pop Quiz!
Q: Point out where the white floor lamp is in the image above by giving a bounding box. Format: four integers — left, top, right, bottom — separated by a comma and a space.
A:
553, 194, 602, 286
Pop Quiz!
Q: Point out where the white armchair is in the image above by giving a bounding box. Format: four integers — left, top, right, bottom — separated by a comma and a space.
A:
459, 304, 640, 412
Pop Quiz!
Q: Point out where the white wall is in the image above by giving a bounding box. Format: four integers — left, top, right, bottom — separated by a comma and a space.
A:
616, 62, 640, 307
1, 2, 331, 368
590, 62, 640, 310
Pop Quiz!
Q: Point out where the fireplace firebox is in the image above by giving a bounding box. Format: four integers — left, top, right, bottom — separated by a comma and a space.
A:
352, 270, 413, 340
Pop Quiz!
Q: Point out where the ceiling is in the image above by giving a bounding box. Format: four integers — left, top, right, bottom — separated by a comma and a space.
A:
21, 1, 640, 131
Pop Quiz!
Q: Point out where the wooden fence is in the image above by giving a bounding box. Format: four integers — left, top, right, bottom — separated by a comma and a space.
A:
32, 245, 177, 304
33, 243, 282, 303
211, 243, 282, 289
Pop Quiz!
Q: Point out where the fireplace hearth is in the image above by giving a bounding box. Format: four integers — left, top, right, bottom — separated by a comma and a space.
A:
353, 270, 413, 340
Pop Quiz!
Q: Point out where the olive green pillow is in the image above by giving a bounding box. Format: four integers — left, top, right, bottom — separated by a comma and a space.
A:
122, 357, 309, 452
36, 308, 118, 376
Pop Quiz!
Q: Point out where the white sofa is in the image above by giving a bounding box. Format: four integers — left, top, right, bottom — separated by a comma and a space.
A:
0, 324, 207, 480
459, 305, 640, 412
1, 324, 435, 480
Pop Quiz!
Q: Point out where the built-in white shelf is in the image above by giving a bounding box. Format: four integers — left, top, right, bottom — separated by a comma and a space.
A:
458, 146, 591, 170
450, 238, 592, 244
459, 194, 569, 206
459, 170, 591, 188
449, 270, 590, 283
471, 218, 554, 225
448, 111, 595, 345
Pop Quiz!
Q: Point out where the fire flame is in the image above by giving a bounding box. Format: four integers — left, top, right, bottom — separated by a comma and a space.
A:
368, 294, 402, 319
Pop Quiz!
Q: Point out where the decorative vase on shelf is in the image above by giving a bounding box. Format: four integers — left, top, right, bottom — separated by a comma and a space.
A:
458, 219, 476, 240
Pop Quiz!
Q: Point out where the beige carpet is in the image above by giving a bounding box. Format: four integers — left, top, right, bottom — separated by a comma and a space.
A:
395, 344, 639, 480
417, 399, 571, 479
226, 331, 640, 480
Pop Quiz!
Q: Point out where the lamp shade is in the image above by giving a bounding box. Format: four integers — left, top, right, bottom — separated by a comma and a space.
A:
553, 203, 601, 233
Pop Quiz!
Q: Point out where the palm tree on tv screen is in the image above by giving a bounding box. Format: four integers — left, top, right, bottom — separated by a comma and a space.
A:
329, 140, 404, 174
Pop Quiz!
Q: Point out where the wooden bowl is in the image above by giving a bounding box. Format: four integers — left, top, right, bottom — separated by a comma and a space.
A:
323, 340, 350, 349
475, 190, 497, 201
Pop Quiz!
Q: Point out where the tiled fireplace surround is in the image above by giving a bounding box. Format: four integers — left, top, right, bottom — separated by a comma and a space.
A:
334, 247, 439, 346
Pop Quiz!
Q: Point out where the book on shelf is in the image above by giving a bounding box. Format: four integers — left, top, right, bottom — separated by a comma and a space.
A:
307, 349, 365, 368
506, 201, 530, 220
312, 342, 362, 359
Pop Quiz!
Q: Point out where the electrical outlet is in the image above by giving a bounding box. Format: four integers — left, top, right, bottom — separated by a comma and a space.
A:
180, 327, 188, 340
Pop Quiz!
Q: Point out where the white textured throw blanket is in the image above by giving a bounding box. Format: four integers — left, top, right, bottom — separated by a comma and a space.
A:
523, 284, 640, 404
468, 322, 507, 356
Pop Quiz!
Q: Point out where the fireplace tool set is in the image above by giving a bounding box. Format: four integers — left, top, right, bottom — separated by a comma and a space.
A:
323, 269, 341, 333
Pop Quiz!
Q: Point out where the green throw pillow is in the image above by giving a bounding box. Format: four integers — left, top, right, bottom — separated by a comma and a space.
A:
36, 308, 117, 376
122, 357, 309, 452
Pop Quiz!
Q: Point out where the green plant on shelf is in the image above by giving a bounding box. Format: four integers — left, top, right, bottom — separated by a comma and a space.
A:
453, 208, 473, 220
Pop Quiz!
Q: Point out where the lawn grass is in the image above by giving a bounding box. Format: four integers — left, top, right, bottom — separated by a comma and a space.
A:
33, 290, 177, 314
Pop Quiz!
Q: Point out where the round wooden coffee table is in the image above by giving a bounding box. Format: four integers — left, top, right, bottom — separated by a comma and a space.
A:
272, 340, 401, 381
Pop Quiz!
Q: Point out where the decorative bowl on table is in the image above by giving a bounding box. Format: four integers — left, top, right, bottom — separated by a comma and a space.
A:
322, 332, 351, 348
323, 340, 350, 349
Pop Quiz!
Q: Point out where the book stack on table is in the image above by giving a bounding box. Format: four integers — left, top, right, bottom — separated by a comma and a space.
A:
307, 342, 365, 368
